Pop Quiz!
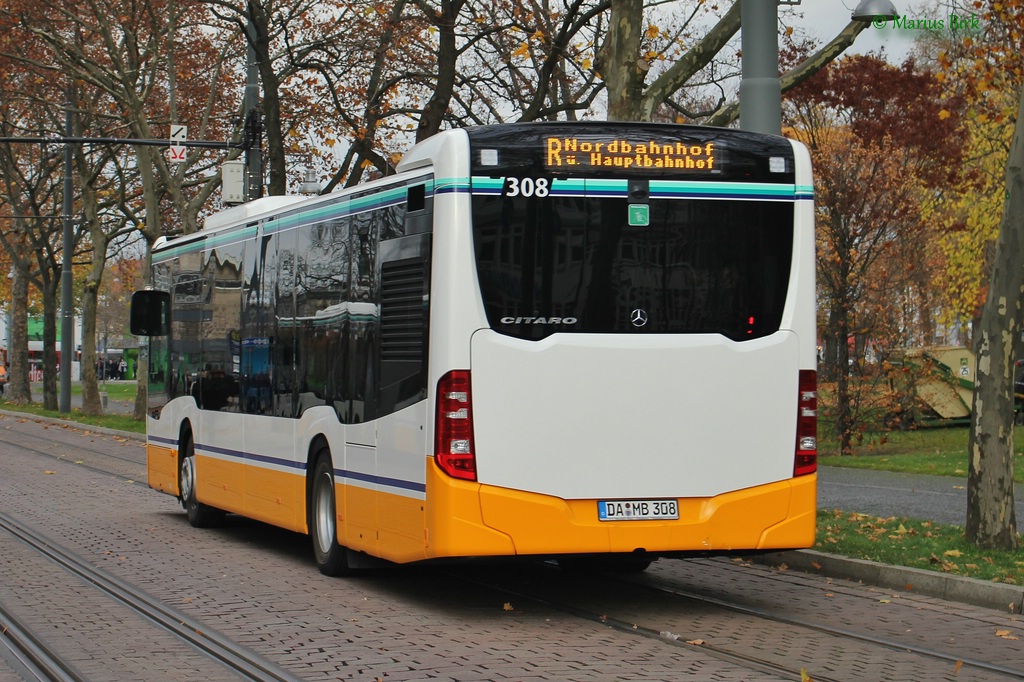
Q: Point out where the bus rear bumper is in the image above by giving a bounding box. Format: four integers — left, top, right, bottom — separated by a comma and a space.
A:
426, 464, 816, 559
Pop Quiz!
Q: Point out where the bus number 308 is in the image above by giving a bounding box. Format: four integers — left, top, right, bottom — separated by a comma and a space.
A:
504, 177, 550, 197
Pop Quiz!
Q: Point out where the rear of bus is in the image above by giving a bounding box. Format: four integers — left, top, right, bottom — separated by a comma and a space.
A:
408, 122, 816, 563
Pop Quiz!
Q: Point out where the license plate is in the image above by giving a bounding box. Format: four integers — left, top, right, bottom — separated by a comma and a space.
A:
598, 499, 679, 521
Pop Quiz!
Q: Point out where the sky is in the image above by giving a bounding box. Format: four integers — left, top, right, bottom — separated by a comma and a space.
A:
787, 0, 919, 61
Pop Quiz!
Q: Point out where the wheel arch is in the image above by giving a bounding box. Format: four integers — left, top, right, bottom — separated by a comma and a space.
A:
175, 418, 196, 499
304, 434, 332, 532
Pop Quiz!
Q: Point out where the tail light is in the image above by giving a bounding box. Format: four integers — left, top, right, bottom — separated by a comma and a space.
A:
435, 370, 477, 480
794, 369, 817, 476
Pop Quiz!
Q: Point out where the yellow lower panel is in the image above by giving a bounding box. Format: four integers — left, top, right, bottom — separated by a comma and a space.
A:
426, 460, 816, 558
245, 467, 305, 533
339, 484, 379, 557
147, 444, 179, 497
196, 455, 245, 513
375, 492, 427, 564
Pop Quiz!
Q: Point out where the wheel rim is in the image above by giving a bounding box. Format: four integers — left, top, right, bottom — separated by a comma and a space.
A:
180, 455, 196, 502
314, 471, 335, 554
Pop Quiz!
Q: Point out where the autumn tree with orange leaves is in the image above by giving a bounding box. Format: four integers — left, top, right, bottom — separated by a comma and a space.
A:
785, 54, 969, 456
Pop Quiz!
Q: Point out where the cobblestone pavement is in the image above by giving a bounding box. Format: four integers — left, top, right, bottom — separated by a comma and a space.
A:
1, 412, 1023, 680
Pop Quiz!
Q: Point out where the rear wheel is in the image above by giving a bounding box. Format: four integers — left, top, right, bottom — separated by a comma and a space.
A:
179, 433, 225, 528
310, 453, 351, 576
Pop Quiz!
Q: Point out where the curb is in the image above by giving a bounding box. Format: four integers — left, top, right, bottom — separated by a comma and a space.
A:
753, 549, 1024, 614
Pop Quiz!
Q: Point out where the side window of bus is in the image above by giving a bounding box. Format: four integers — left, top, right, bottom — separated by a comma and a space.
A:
241, 232, 280, 416
198, 242, 243, 411
295, 215, 350, 420
404, 183, 432, 235
273, 230, 299, 418
349, 210, 378, 423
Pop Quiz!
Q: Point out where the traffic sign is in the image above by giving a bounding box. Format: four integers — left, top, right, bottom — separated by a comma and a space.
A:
170, 125, 187, 144
167, 145, 187, 163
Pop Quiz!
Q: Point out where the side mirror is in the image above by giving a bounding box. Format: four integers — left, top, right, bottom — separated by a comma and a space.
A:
130, 290, 171, 336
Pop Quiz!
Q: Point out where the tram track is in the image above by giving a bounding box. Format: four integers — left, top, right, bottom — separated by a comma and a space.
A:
443, 563, 847, 682
441, 561, 1024, 681
0, 509, 305, 682
0, 414, 147, 483
0, 599, 84, 682
634, 571, 1024, 680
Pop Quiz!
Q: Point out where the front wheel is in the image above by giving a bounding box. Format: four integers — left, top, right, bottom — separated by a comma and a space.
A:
310, 453, 351, 576
179, 434, 225, 528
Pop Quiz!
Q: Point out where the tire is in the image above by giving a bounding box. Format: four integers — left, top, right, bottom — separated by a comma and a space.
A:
179, 433, 225, 528
310, 453, 351, 576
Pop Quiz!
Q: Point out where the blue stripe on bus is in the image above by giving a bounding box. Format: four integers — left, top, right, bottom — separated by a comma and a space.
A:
177, 439, 426, 494
335, 468, 427, 494
197, 441, 306, 470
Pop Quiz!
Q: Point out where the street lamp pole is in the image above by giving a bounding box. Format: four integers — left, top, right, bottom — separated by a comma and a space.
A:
738, 0, 782, 135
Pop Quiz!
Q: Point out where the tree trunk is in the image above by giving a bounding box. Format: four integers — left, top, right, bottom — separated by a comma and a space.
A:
835, 306, 853, 456
965, 85, 1024, 550
80, 289, 102, 415
41, 276, 59, 411
7, 261, 31, 404
416, 0, 457, 141
603, 0, 644, 121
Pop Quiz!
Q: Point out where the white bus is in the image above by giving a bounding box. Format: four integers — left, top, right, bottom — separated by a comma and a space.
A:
131, 122, 817, 574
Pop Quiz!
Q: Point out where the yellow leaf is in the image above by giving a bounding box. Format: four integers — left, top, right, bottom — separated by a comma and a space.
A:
686, 638, 705, 645
944, 549, 962, 558
938, 109, 951, 120
512, 42, 530, 59
44, 470, 57, 475
503, 602, 514, 611
801, 668, 814, 682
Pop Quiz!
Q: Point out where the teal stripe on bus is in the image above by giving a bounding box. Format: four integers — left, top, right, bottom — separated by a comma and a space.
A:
466, 176, 813, 201
154, 178, 435, 261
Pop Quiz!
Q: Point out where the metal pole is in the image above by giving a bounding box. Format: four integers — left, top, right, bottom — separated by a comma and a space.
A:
244, 2, 262, 201
59, 106, 73, 413
738, 0, 782, 135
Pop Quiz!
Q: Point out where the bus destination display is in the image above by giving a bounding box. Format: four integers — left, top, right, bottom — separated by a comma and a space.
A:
546, 136, 718, 171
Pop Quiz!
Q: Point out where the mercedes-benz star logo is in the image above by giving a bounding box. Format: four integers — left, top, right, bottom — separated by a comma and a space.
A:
630, 308, 648, 328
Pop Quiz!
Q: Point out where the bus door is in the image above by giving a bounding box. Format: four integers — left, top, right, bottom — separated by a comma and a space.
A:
342, 209, 379, 553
